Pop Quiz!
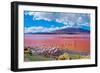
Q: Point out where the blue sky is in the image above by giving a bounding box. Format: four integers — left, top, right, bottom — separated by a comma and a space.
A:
24, 11, 90, 33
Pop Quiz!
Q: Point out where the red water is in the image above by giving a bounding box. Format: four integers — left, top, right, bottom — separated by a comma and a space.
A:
24, 34, 90, 53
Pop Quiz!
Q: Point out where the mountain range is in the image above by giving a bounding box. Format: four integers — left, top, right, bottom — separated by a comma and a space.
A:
53, 27, 90, 34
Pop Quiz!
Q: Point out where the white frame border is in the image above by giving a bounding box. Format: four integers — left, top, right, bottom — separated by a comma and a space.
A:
18, 5, 96, 69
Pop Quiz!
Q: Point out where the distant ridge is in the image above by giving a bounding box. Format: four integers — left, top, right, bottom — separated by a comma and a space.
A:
53, 27, 90, 34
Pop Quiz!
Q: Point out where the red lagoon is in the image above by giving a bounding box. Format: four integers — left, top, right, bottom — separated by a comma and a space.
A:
24, 34, 90, 53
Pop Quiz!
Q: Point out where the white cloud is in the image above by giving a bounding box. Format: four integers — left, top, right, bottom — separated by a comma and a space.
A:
35, 17, 51, 21
25, 26, 44, 33
79, 23, 90, 27
24, 25, 70, 33
77, 17, 84, 24
26, 12, 53, 21
25, 11, 90, 27
55, 19, 62, 23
